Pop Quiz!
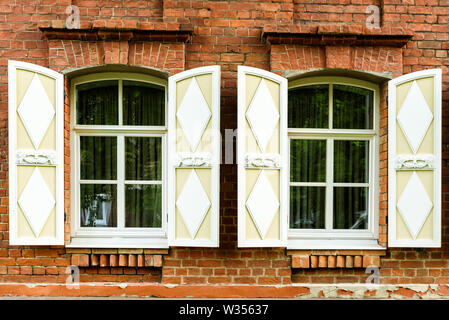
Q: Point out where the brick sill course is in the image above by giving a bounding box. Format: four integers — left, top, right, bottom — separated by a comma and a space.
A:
287, 250, 387, 269
67, 248, 168, 268
0, 283, 449, 299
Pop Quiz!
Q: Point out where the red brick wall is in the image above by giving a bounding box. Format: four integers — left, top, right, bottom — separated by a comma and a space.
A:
0, 0, 449, 287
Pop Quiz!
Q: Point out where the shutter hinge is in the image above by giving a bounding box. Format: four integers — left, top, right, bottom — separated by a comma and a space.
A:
64, 212, 67, 222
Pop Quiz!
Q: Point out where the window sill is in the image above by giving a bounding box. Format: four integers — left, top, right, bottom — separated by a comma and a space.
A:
67, 237, 169, 249
287, 238, 385, 250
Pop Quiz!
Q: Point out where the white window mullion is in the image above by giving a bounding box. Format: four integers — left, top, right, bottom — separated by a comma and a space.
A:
117, 134, 125, 229
328, 83, 333, 129
118, 79, 123, 126
325, 138, 334, 231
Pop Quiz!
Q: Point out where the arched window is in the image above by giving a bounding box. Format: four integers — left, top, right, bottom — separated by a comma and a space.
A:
70, 72, 168, 248
287, 77, 379, 248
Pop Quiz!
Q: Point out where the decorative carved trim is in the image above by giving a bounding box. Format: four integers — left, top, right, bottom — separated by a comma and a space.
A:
244, 153, 281, 169
174, 152, 212, 168
16, 150, 57, 166
395, 154, 434, 170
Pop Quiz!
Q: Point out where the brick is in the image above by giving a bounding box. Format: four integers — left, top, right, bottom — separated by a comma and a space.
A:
310, 256, 318, 268
345, 256, 354, 268
119, 255, 128, 267
336, 256, 345, 268
128, 255, 137, 267
100, 255, 110, 267
90, 255, 99, 267
354, 256, 363, 268
144, 255, 154, 267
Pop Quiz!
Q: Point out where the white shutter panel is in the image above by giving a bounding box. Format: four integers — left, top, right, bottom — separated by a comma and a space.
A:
8, 60, 64, 245
237, 66, 288, 247
168, 66, 220, 247
388, 69, 442, 247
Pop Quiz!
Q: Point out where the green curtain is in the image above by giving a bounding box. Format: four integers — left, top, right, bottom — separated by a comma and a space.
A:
125, 137, 162, 228
289, 139, 326, 229
333, 84, 373, 129
288, 85, 328, 128
123, 81, 165, 126
76, 80, 118, 125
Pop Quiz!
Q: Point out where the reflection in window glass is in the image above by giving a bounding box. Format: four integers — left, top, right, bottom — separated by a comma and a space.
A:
80, 184, 117, 227
333, 187, 368, 230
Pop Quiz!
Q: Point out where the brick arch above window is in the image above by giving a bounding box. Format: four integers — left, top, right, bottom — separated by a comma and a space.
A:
39, 20, 192, 76
263, 25, 413, 77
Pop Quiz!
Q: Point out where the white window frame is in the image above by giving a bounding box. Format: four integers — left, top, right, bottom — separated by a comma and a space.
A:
287, 76, 384, 250
68, 72, 169, 248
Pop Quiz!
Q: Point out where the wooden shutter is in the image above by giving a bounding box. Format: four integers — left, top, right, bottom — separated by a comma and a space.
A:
237, 66, 288, 247
388, 69, 442, 247
168, 66, 220, 247
8, 60, 64, 245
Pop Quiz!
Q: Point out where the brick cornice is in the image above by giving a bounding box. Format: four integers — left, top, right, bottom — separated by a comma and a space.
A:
38, 20, 193, 42
263, 25, 414, 47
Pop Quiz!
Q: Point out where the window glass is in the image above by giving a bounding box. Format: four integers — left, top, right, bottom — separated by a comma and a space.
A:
125, 184, 162, 228
77, 80, 118, 125
290, 139, 326, 183
80, 184, 117, 227
333, 187, 368, 229
290, 186, 325, 229
80, 136, 117, 180
123, 81, 165, 126
125, 137, 162, 181
288, 84, 329, 128
334, 140, 369, 183
333, 84, 373, 129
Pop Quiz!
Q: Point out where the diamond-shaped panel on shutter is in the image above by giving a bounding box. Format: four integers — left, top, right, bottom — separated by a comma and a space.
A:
246, 79, 279, 153
246, 170, 280, 239
17, 74, 55, 149
397, 80, 433, 154
18, 168, 55, 237
397, 172, 433, 239
176, 77, 211, 152
176, 170, 211, 239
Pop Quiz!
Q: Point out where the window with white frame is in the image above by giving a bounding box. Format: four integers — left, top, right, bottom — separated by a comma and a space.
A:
287, 77, 379, 246
70, 73, 167, 247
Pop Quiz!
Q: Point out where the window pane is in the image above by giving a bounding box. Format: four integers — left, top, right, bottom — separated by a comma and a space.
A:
288, 84, 329, 128
290, 186, 325, 229
80, 184, 117, 227
333, 85, 373, 129
125, 184, 162, 228
125, 137, 162, 181
290, 139, 326, 182
333, 187, 368, 229
334, 140, 369, 183
123, 81, 165, 126
76, 80, 118, 125
80, 136, 117, 180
